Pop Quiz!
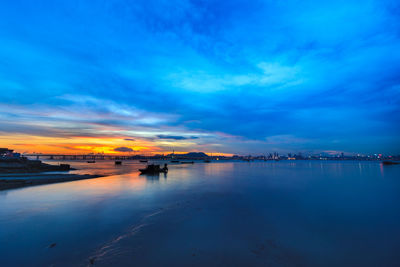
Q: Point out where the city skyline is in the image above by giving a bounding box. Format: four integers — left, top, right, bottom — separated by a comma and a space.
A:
1, 0, 399, 155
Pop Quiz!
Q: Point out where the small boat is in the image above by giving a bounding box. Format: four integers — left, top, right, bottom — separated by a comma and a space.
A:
87, 160, 95, 163
204, 160, 211, 163
181, 161, 194, 164
139, 164, 168, 174
382, 161, 400, 165
171, 160, 180, 163
115, 161, 122, 165
139, 160, 148, 163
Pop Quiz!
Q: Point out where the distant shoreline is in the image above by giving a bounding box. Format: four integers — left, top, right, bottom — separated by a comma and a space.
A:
0, 173, 102, 190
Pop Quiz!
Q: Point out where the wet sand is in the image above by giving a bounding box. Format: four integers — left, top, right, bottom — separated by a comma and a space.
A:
87, 192, 307, 267
0, 173, 102, 190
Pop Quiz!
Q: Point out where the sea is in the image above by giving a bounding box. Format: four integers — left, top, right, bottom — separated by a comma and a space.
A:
0, 160, 399, 266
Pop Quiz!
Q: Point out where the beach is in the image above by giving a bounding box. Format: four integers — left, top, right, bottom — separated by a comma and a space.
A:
0, 173, 101, 190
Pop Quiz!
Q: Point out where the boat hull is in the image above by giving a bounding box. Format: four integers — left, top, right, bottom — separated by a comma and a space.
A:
139, 169, 167, 174
382, 161, 400, 165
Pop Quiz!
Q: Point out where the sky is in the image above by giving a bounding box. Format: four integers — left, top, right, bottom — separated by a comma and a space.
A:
0, 0, 399, 155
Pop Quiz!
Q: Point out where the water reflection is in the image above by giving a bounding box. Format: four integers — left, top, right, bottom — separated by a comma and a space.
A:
0, 161, 398, 267
204, 162, 234, 176
139, 172, 167, 181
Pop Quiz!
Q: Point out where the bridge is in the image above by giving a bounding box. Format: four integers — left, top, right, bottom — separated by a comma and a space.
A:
23, 154, 153, 161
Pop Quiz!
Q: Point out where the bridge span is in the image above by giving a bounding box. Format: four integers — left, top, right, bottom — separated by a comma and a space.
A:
23, 154, 151, 161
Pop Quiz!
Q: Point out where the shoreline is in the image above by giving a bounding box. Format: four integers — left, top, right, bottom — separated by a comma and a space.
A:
0, 173, 103, 190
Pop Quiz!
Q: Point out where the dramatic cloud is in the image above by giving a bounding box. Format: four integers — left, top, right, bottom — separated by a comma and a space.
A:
0, 0, 399, 154
114, 147, 134, 152
156, 135, 199, 140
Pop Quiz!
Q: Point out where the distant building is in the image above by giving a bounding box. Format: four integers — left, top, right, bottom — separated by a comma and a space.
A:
0, 148, 13, 157
0, 148, 21, 158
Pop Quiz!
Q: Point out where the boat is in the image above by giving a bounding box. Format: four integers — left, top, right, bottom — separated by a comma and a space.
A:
204, 160, 211, 163
139, 160, 148, 163
171, 160, 180, 163
139, 164, 168, 174
181, 161, 194, 164
87, 160, 95, 163
382, 161, 400, 165
115, 161, 122, 165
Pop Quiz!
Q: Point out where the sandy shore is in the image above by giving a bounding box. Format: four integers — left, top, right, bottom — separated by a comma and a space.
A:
0, 173, 102, 190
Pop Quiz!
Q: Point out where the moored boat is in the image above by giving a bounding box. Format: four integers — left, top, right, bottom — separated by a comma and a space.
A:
115, 161, 122, 165
382, 161, 400, 165
139, 164, 168, 174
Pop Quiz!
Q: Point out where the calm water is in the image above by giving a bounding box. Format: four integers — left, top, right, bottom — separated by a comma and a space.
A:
0, 161, 399, 266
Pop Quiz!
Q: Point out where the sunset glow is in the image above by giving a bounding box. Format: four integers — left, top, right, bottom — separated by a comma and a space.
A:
0, 0, 399, 155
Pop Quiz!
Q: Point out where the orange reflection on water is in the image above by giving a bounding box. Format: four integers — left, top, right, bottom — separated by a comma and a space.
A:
12, 172, 148, 200
204, 162, 234, 176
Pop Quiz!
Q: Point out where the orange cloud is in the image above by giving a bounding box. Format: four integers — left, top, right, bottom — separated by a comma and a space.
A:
0, 134, 162, 154
0, 133, 231, 156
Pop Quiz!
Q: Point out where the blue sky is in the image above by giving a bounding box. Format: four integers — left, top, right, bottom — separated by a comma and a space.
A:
0, 0, 399, 155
